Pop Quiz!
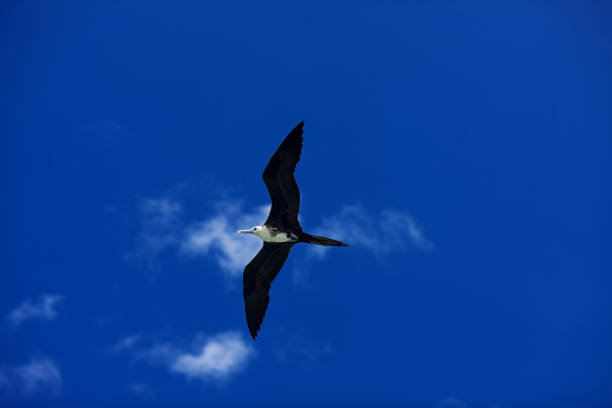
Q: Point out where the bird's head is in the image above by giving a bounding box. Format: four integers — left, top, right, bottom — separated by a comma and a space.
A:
237, 226, 261, 235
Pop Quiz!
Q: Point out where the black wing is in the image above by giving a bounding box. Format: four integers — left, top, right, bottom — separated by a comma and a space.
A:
263, 121, 304, 231
243, 242, 293, 339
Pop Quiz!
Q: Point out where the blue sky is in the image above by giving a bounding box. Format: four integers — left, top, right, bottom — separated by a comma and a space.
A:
1, 1, 610, 407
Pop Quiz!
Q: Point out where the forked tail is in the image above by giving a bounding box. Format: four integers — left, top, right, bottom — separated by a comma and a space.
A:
301, 233, 349, 247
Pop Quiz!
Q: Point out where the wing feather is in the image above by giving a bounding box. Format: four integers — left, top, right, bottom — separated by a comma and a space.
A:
263, 121, 304, 230
243, 242, 293, 339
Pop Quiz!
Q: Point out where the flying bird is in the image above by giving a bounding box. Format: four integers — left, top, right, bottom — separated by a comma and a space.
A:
238, 121, 348, 339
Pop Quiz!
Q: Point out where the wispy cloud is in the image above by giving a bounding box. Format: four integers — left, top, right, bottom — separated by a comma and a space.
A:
180, 202, 269, 276
0, 359, 62, 398
7, 294, 64, 327
129, 197, 267, 277
110, 335, 141, 352
129, 196, 268, 276
127, 198, 183, 270
129, 196, 431, 283
141, 198, 183, 227
112, 331, 255, 383
270, 331, 333, 364
290, 205, 432, 284
310, 205, 433, 259
0, 372, 9, 390
128, 382, 156, 400
13, 360, 62, 396
436, 397, 468, 408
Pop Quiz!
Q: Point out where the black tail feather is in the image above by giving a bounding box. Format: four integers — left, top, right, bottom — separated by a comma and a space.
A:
301, 233, 349, 247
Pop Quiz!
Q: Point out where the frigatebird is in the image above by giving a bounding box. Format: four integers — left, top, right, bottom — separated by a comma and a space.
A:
237, 121, 348, 339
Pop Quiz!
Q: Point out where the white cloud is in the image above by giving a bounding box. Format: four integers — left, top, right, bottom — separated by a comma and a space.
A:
130, 197, 266, 276
437, 397, 468, 408
171, 332, 254, 381
113, 331, 255, 383
180, 203, 269, 276
309, 205, 433, 259
7, 294, 64, 327
0, 359, 62, 397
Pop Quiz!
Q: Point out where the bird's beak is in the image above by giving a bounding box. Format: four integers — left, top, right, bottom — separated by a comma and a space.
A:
237, 229, 252, 234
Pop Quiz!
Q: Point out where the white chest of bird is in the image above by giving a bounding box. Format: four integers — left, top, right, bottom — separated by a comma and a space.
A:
255, 226, 297, 243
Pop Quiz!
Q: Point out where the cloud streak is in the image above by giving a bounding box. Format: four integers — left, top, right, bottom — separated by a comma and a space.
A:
130, 198, 267, 276
0, 359, 62, 398
130, 196, 431, 281
7, 294, 64, 327
127, 198, 183, 271
110, 335, 141, 352
310, 205, 433, 258
112, 331, 255, 383
181, 203, 269, 276
128, 382, 156, 400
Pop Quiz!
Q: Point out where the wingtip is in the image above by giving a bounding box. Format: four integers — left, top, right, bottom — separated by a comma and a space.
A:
249, 327, 259, 340
247, 319, 260, 340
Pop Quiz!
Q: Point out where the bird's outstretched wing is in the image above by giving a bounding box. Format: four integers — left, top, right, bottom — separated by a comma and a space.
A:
263, 121, 304, 231
243, 242, 293, 339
